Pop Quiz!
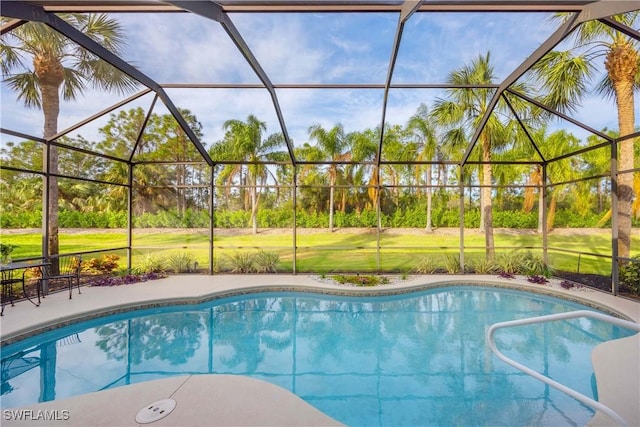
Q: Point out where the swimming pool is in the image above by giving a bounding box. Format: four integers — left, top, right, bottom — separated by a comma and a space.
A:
1, 286, 635, 426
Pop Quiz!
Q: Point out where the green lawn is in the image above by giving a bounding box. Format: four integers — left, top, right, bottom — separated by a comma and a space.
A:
1, 228, 636, 275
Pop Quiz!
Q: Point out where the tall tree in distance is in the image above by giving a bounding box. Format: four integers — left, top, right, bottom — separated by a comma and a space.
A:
407, 103, 439, 232
532, 11, 639, 261
308, 123, 350, 231
432, 53, 509, 260
211, 115, 285, 234
1, 14, 137, 260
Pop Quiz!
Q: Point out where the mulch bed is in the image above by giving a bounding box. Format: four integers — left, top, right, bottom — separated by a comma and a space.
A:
554, 270, 639, 301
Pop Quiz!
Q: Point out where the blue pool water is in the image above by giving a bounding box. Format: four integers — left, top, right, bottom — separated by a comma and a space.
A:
1, 286, 635, 426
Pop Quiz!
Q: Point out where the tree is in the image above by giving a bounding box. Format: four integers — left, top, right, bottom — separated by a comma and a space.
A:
407, 103, 439, 232
1, 14, 137, 260
432, 53, 513, 259
532, 12, 639, 260
308, 124, 350, 231
348, 128, 378, 214
153, 109, 204, 216
210, 115, 286, 234
526, 128, 581, 231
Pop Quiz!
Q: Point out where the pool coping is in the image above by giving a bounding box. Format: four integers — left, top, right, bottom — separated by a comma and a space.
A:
1, 274, 638, 346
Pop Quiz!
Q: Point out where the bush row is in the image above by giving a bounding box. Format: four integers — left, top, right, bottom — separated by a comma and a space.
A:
0, 207, 625, 229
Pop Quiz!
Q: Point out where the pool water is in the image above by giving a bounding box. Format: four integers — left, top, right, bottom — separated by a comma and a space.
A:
1, 286, 635, 426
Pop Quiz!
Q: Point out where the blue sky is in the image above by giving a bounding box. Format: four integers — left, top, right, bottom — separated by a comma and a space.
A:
1, 9, 633, 156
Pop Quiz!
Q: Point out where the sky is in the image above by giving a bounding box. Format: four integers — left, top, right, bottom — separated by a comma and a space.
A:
1, 7, 635, 160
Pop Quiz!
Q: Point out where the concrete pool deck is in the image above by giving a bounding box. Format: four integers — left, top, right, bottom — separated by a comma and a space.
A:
1, 274, 638, 426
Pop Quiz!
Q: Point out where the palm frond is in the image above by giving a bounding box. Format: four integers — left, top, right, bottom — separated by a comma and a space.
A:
532, 50, 594, 115
5, 73, 41, 108
83, 59, 140, 95
60, 67, 85, 101
0, 43, 27, 76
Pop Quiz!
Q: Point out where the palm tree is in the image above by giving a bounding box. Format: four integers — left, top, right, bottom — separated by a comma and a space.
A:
308, 124, 350, 231
210, 115, 285, 234
407, 103, 439, 232
348, 128, 378, 214
380, 124, 414, 213
431, 52, 513, 259
532, 12, 639, 260
1, 14, 137, 260
531, 129, 581, 230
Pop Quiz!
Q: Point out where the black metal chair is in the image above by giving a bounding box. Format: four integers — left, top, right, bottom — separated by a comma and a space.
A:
1, 269, 24, 315
41, 255, 82, 299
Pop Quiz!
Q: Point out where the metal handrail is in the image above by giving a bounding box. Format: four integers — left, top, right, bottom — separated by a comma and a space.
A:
486, 310, 640, 427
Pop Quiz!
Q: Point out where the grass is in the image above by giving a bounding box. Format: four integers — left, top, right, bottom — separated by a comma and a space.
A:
1, 228, 637, 275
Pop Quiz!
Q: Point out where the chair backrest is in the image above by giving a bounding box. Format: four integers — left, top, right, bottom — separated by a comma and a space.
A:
60, 255, 82, 275
47, 255, 82, 277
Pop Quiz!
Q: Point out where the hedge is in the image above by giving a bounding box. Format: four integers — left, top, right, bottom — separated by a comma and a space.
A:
0, 207, 634, 229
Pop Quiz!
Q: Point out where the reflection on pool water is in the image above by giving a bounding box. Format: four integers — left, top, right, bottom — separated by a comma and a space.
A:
1, 286, 635, 426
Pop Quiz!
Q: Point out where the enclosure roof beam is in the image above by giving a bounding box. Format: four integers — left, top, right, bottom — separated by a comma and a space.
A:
599, 16, 640, 41
377, 0, 423, 167
28, 0, 598, 13
460, 0, 639, 167
460, 12, 583, 166
508, 89, 614, 142
1, 1, 214, 167
0, 18, 27, 35
167, 1, 297, 166
52, 88, 153, 142
0, 128, 46, 144
501, 93, 547, 164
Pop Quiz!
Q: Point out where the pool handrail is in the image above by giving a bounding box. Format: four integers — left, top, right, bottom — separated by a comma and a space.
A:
486, 310, 640, 427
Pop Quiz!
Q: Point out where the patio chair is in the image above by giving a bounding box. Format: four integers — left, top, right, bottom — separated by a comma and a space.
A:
1, 269, 23, 315
42, 255, 82, 299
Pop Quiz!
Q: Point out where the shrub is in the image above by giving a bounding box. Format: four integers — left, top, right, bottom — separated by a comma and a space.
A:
82, 254, 120, 274
254, 251, 280, 273
132, 253, 167, 274
412, 256, 438, 274
495, 252, 526, 275
498, 271, 516, 279
166, 251, 198, 273
619, 257, 640, 295
226, 252, 255, 273
522, 252, 554, 278
493, 210, 537, 229
445, 255, 461, 274
331, 274, 386, 286
560, 280, 582, 290
527, 275, 549, 284
90, 272, 165, 287
471, 257, 497, 274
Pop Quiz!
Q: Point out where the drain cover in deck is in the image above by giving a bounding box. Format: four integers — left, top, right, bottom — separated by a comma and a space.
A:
135, 398, 177, 424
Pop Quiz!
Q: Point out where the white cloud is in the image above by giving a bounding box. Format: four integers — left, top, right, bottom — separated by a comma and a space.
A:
117, 13, 258, 84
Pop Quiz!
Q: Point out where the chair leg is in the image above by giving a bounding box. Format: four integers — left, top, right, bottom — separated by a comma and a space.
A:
69, 278, 73, 299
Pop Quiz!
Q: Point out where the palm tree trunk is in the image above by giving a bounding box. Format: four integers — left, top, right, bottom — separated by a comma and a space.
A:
329, 178, 335, 231
479, 163, 485, 233
41, 81, 61, 265
250, 177, 258, 234
538, 185, 544, 234
481, 136, 495, 259
425, 166, 433, 232
605, 41, 637, 262
547, 194, 557, 231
